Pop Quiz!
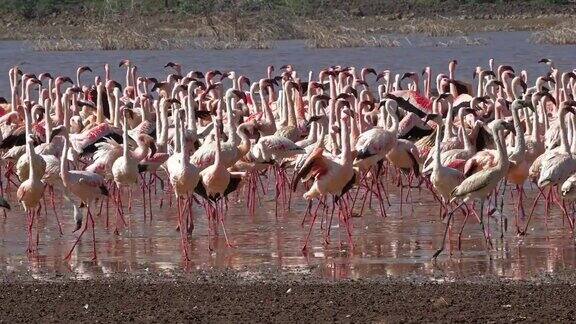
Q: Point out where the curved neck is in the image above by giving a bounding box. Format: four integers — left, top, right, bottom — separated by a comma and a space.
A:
459, 112, 472, 150
154, 100, 161, 146
494, 127, 509, 170
61, 133, 70, 184
54, 83, 63, 123
44, 99, 52, 143
523, 107, 532, 135
159, 101, 169, 151
236, 123, 251, 157
173, 108, 181, 154
96, 84, 105, 124
226, 95, 239, 145
187, 93, 197, 133
142, 99, 150, 122
258, 87, 267, 115
341, 115, 351, 165
444, 103, 454, 140
560, 109, 571, 154
511, 108, 526, 154
532, 102, 540, 141
388, 106, 399, 134
179, 118, 190, 165
425, 69, 431, 98
214, 124, 222, 167
434, 120, 443, 169
286, 86, 297, 127
122, 114, 129, 158
113, 89, 121, 128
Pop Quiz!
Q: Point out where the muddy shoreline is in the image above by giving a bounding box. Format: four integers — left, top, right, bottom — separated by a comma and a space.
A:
1, 267, 575, 322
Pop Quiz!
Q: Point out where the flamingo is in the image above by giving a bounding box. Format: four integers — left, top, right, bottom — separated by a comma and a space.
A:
17, 135, 45, 253
60, 128, 109, 260
111, 107, 146, 229
433, 119, 515, 258
195, 102, 244, 247
426, 100, 464, 217
166, 108, 200, 259
293, 100, 357, 249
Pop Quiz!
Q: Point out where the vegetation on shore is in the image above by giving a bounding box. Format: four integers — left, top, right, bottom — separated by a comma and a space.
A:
0, 0, 574, 50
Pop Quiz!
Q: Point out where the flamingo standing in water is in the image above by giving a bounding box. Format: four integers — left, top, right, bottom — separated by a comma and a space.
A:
293, 100, 356, 249
167, 108, 199, 259
426, 97, 464, 218
195, 101, 244, 248
56, 88, 109, 260
433, 120, 515, 258
111, 107, 148, 232
17, 135, 45, 253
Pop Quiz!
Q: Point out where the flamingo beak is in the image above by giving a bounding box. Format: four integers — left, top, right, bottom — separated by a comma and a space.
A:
401, 72, 414, 80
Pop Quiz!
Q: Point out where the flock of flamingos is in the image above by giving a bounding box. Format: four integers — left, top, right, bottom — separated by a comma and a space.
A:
0, 58, 574, 261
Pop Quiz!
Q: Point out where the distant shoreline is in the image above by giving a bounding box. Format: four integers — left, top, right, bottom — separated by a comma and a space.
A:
0, 2, 575, 50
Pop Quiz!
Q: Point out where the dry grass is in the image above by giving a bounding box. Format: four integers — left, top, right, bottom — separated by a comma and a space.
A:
434, 36, 488, 47
19, 11, 574, 51
31, 22, 195, 51
30, 35, 86, 51
530, 19, 576, 45
305, 33, 402, 48
299, 20, 403, 48
399, 19, 464, 37
192, 39, 273, 50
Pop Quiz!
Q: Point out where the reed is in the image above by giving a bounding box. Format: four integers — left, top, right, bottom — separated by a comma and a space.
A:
530, 19, 576, 45
434, 36, 488, 47
399, 20, 464, 37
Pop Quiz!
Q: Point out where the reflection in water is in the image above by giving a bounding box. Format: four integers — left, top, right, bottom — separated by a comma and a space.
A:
0, 177, 575, 280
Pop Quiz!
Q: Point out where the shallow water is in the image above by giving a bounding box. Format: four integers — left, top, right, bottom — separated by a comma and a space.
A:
1, 31, 576, 280
0, 173, 574, 281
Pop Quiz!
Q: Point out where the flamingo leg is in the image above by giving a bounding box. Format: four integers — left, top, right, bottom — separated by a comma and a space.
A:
50, 185, 63, 235
64, 208, 89, 260
302, 199, 320, 251
433, 201, 466, 259
88, 206, 97, 261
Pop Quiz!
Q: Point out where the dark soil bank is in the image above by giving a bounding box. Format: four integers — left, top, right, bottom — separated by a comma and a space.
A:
2, 272, 576, 323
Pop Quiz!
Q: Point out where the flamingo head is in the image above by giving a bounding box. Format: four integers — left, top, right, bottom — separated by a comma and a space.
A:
118, 59, 130, 68
238, 75, 251, 89
188, 71, 205, 79
39, 72, 53, 80
376, 70, 389, 82
78, 66, 92, 74
56, 76, 73, 85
